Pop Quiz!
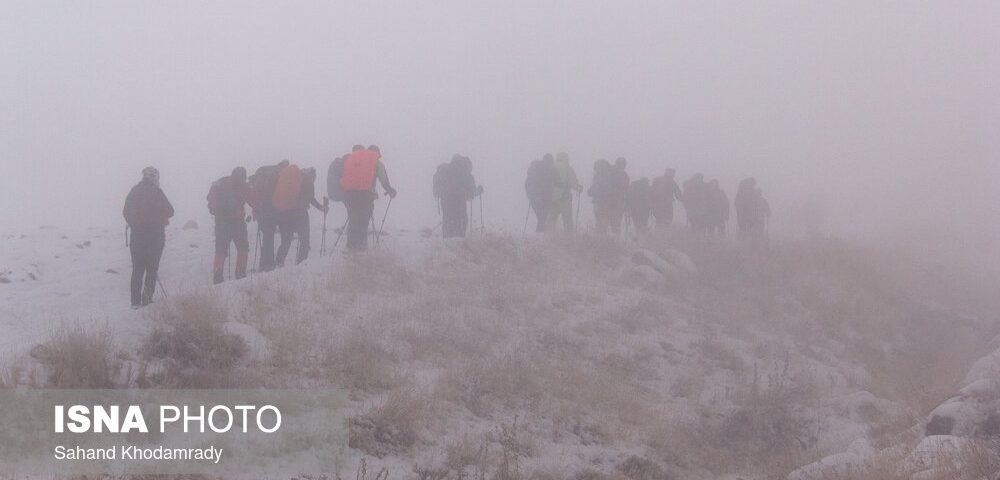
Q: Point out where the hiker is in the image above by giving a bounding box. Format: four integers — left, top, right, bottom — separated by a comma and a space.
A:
708, 179, 730, 236
123, 167, 174, 308
626, 178, 653, 234
525, 155, 556, 233
607, 157, 631, 234
735, 178, 770, 238
547, 152, 582, 232
650, 168, 682, 231
439, 155, 483, 238
341, 145, 397, 251
327, 155, 346, 204
207, 167, 251, 284
248, 159, 289, 272
272, 163, 303, 267
276, 167, 327, 265
682, 173, 711, 233
588, 159, 613, 233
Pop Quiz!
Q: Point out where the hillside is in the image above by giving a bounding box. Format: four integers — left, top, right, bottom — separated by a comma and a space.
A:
2, 224, 997, 479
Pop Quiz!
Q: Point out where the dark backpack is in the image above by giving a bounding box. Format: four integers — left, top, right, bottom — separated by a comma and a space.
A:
327, 157, 345, 202
432, 163, 450, 199
248, 165, 281, 211
207, 176, 241, 217
525, 161, 553, 200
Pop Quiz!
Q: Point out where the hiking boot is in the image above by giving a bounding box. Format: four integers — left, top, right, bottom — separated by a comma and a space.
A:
213, 271, 224, 285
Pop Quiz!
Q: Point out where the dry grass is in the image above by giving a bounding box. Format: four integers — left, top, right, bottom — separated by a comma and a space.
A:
57, 232, 990, 478
139, 293, 249, 387
30, 323, 121, 388
349, 388, 431, 458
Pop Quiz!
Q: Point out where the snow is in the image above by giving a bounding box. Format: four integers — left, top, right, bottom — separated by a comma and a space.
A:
2, 222, 996, 478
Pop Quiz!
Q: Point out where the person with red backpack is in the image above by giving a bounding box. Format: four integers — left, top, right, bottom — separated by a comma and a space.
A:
247, 160, 288, 272
123, 167, 174, 308
207, 167, 251, 284
341, 144, 397, 251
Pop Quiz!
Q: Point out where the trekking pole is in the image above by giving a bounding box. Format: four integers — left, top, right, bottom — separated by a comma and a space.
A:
157, 277, 169, 299
522, 205, 530, 236
479, 191, 485, 234
574, 192, 581, 229
332, 217, 349, 252
375, 197, 393, 248
320, 197, 329, 256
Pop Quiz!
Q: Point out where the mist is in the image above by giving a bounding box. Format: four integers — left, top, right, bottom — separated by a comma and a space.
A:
2, 1, 998, 253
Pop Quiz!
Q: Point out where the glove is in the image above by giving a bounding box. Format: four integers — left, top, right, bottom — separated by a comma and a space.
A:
386, 187, 397, 198
246, 215, 253, 223
476, 185, 484, 196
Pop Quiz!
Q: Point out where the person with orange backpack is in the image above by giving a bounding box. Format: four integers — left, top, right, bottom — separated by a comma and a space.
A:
207, 167, 251, 284
341, 144, 397, 251
271, 163, 303, 267
275, 167, 327, 265
247, 159, 288, 272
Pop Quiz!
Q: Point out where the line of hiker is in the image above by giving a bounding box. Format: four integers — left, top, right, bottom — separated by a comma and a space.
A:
524, 155, 770, 238
121, 145, 397, 307
122, 147, 772, 308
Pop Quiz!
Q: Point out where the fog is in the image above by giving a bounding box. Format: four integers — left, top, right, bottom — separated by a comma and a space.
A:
2, 1, 997, 253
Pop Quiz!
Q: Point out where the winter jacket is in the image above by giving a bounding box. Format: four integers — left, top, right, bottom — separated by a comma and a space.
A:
124, 179, 174, 230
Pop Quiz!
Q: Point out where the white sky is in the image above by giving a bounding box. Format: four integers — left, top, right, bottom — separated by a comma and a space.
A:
2, 1, 997, 250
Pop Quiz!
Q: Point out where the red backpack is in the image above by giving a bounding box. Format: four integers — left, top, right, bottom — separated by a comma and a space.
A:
340, 150, 379, 192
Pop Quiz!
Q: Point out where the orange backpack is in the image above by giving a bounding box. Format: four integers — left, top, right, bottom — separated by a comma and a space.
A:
340, 150, 379, 192
272, 165, 302, 212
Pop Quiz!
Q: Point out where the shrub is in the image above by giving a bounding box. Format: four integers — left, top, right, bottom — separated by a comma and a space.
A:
31, 323, 120, 388
140, 294, 247, 387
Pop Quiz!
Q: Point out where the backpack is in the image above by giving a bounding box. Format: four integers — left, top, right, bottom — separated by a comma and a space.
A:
341, 150, 379, 192
432, 163, 450, 199
272, 165, 302, 212
248, 165, 282, 211
207, 176, 241, 217
327, 157, 345, 202
525, 161, 552, 200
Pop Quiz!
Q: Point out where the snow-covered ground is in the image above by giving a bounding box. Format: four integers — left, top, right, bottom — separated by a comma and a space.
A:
1, 221, 997, 479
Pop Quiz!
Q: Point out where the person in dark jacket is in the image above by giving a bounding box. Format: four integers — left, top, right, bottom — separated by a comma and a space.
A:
626, 177, 652, 234
682, 173, 711, 233
248, 159, 288, 272
208, 167, 251, 284
276, 167, 327, 265
708, 179, 730, 236
439, 155, 483, 238
123, 167, 174, 308
650, 168, 682, 232
525, 155, 556, 233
